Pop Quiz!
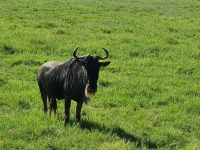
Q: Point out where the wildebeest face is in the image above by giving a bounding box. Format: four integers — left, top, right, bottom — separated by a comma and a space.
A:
83, 56, 110, 93
73, 47, 110, 93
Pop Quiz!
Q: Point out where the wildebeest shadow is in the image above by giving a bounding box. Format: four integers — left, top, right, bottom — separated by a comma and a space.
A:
79, 119, 157, 149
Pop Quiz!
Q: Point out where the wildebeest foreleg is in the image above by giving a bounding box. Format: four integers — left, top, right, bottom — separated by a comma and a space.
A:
76, 101, 83, 122
64, 97, 71, 127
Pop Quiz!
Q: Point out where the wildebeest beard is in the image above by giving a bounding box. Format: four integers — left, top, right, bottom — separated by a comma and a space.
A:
84, 83, 95, 104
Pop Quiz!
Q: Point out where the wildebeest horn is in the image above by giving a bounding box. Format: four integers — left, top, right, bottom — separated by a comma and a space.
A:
73, 47, 80, 59
96, 48, 109, 60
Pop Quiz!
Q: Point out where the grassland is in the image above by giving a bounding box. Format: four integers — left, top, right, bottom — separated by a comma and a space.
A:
1, 0, 200, 149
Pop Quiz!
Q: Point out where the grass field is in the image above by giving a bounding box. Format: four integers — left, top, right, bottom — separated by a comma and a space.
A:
1, 0, 200, 149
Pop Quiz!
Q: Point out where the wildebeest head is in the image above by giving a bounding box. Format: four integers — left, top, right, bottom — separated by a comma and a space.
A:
73, 47, 110, 95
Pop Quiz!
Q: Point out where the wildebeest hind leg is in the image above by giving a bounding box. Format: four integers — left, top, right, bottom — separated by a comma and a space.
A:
49, 97, 57, 116
38, 83, 48, 113
64, 97, 71, 127
53, 98, 57, 115
40, 90, 48, 113
48, 96, 53, 116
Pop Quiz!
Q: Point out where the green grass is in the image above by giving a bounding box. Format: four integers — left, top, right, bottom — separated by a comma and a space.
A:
1, 0, 200, 149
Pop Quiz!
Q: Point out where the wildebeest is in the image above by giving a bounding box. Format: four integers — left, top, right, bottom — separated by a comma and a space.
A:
37, 47, 110, 126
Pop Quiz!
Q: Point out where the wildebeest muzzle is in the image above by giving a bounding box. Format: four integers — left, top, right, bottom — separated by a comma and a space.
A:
87, 84, 97, 93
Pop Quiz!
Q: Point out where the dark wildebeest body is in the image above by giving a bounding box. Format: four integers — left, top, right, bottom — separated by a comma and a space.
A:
37, 47, 110, 126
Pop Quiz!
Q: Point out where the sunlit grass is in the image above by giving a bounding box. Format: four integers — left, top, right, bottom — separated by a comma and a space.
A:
1, 0, 200, 149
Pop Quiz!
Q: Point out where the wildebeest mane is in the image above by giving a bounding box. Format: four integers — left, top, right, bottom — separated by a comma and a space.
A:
46, 58, 88, 101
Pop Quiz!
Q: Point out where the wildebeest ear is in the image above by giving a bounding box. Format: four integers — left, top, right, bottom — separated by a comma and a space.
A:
100, 61, 110, 67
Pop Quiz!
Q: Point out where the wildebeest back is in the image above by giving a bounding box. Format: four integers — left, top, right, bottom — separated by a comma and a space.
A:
38, 59, 88, 101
